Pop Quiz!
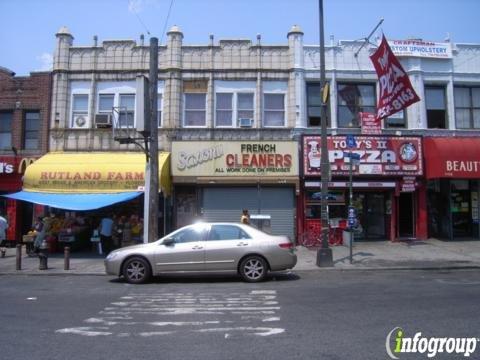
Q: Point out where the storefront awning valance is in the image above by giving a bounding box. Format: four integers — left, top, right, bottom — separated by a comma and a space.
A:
424, 137, 480, 179
21, 152, 171, 195
4, 191, 142, 211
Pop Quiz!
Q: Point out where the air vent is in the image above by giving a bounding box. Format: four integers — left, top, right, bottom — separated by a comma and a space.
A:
239, 118, 253, 127
95, 113, 112, 128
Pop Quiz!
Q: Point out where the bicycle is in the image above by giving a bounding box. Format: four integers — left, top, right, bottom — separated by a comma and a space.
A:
299, 230, 322, 248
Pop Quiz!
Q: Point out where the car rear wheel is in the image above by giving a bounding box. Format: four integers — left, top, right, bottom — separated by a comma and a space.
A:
239, 256, 268, 282
122, 257, 151, 284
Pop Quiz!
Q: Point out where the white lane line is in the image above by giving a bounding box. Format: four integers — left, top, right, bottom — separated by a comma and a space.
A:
55, 327, 112, 336
149, 321, 221, 327
194, 327, 285, 336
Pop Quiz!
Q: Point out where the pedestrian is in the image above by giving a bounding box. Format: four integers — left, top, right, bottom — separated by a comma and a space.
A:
240, 209, 250, 225
0, 212, 8, 258
98, 214, 114, 255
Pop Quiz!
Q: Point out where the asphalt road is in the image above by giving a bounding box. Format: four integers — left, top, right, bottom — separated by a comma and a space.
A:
1, 270, 479, 360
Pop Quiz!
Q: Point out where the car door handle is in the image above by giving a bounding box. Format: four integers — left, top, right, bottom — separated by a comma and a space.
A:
192, 245, 203, 250
236, 242, 248, 247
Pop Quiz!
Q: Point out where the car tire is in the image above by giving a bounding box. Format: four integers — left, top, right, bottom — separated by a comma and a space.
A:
122, 257, 151, 284
239, 255, 268, 282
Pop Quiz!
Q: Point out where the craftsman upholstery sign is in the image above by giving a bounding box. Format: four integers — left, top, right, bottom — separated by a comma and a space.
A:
370, 35, 420, 120
172, 141, 298, 177
303, 136, 423, 176
388, 39, 453, 59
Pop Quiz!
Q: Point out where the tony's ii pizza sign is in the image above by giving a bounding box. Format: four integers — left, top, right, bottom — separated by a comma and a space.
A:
370, 35, 420, 120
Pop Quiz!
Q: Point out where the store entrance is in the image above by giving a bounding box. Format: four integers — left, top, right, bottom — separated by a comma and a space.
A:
354, 192, 386, 240
398, 193, 415, 238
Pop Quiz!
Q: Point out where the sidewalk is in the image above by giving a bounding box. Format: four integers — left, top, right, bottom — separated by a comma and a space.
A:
1, 238, 480, 275
294, 238, 480, 270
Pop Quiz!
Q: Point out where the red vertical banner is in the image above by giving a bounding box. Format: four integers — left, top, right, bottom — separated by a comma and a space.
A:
370, 35, 420, 120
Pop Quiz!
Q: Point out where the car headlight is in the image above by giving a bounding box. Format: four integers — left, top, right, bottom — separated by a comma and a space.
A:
106, 252, 119, 261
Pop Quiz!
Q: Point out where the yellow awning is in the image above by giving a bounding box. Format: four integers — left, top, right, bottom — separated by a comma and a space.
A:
23, 152, 171, 196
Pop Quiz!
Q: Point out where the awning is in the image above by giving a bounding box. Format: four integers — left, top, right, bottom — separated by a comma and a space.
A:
4, 191, 142, 211
424, 137, 480, 179
22, 152, 171, 195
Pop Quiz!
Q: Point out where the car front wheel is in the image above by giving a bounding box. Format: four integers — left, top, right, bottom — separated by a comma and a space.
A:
122, 257, 151, 284
239, 256, 268, 282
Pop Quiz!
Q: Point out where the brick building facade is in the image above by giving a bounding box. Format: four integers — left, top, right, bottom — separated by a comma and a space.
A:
0, 67, 51, 241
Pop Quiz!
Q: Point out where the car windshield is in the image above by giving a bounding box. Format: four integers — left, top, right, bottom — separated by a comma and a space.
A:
157, 223, 209, 243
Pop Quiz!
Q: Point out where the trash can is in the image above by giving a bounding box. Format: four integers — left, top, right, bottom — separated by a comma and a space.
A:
250, 214, 272, 234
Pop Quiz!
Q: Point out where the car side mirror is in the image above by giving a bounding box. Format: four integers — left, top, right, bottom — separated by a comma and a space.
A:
162, 237, 175, 246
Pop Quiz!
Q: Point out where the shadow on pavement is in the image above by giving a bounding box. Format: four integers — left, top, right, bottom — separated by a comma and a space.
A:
108, 271, 300, 285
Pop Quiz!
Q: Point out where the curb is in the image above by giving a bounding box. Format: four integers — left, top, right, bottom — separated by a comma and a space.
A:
1, 265, 480, 276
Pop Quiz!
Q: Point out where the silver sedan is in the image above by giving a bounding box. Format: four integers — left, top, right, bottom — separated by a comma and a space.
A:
105, 222, 297, 284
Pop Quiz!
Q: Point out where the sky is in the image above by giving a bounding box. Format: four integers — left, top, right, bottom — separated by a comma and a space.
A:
1, 0, 479, 76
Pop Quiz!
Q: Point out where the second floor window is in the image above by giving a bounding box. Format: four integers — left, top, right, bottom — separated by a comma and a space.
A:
337, 83, 375, 128
263, 93, 285, 127
98, 94, 114, 113
119, 94, 135, 128
306, 83, 331, 127
0, 112, 13, 149
157, 94, 163, 127
72, 94, 89, 127
24, 111, 40, 150
426, 87, 447, 129
215, 93, 254, 127
385, 110, 406, 129
454, 87, 480, 129
184, 93, 206, 127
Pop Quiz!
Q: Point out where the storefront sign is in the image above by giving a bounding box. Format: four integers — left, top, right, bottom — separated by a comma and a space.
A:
370, 35, 420, 120
17, 157, 36, 174
360, 112, 382, 134
388, 39, 453, 59
0, 156, 25, 192
400, 176, 417, 192
172, 141, 298, 177
22, 152, 171, 193
305, 181, 397, 188
303, 135, 423, 177
424, 138, 480, 179
0, 157, 15, 174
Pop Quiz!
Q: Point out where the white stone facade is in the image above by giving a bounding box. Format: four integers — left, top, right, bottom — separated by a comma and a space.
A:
50, 26, 480, 152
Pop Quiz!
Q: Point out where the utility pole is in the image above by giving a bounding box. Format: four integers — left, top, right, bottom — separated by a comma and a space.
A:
316, 0, 333, 267
148, 37, 159, 243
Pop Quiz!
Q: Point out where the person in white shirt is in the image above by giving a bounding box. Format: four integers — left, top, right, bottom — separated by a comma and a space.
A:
0, 213, 9, 258
98, 215, 114, 255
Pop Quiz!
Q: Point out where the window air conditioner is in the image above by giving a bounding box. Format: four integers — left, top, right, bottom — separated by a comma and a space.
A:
239, 118, 253, 127
95, 113, 112, 128
72, 114, 88, 129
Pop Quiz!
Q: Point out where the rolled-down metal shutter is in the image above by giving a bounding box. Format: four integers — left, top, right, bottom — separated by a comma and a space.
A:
202, 187, 295, 238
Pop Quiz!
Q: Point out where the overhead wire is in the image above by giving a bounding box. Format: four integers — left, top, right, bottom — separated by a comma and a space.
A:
160, 0, 175, 45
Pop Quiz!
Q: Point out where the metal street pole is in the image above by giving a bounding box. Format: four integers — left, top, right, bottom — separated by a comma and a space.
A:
349, 150, 353, 264
148, 37, 159, 243
316, 0, 333, 267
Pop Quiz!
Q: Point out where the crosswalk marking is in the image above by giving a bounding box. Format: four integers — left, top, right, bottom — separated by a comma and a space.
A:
56, 289, 284, 338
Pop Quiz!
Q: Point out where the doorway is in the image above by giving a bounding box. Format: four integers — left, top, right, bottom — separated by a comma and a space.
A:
398, 192, 415, 238
354, 192, 386, 240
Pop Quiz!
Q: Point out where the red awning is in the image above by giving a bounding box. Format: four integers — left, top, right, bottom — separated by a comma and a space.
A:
424, 137, 480, 179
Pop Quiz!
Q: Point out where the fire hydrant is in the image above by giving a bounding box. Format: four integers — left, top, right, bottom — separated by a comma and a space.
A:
38, 239, 49, 270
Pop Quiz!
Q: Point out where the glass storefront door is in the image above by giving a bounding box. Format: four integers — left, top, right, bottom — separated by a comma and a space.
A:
451, 180, 472, 238
353, 192, 386, 240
